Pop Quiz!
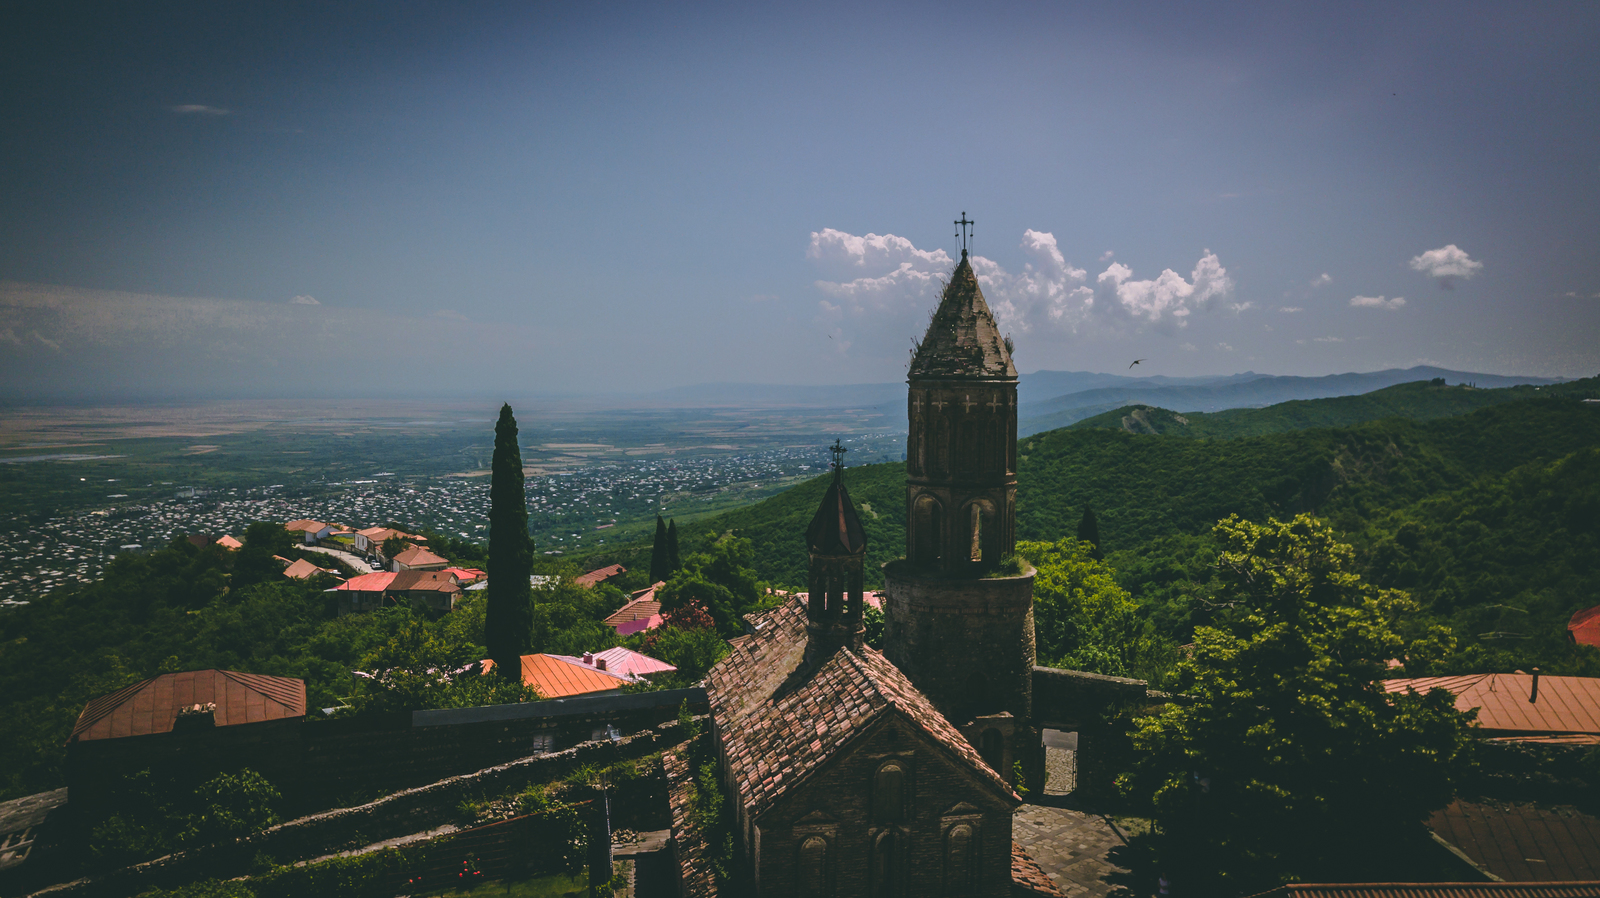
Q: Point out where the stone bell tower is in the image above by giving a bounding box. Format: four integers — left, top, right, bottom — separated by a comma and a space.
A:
883, 216, 1040, 786
804, 440, 867, 668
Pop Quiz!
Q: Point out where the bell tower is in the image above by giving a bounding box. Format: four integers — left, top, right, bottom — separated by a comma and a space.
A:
804, 440, 867, 667
883, 216, 1039, 787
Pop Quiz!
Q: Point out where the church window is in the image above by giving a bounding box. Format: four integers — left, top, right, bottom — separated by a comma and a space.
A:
871, 829, 897, 897
915, 495, 943, 566
969, 503, 983, 562
798, 835, 829, 897
944, 823, 976, 897
873, 761, 906, 822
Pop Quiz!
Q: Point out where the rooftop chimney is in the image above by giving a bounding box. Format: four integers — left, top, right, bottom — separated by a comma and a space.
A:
1530, 668, 1541, 703
583, 652, 593, 665
596, 658, 607, 672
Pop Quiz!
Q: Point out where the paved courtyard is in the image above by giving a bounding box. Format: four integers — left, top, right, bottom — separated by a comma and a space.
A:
1013, 802, 1131, 898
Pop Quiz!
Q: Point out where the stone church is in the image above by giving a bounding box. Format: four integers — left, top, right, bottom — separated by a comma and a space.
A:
669, 243, 1063, 897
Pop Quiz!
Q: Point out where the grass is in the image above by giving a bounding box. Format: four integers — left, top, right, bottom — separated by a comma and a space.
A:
419, 870, 590, 897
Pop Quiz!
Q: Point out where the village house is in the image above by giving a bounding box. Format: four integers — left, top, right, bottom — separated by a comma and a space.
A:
333, 570, 460, 614
574, 563, 627, 588
391, 544, 449, 572
604, 583, 664, 636
284, 520, 335, 544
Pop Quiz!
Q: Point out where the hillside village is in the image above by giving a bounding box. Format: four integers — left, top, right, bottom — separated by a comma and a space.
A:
1, 270, 1599, 897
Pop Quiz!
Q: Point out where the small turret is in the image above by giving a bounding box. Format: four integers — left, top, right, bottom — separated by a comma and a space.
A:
803, 440, 867, 666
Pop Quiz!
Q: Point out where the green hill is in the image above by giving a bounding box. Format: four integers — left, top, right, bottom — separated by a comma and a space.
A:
1067, 378, 1595, 439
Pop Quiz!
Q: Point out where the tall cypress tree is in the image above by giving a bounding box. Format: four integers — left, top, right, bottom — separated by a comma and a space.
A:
649, 515, 668, 584
1077, 506, 1104, 561
666, 519, 681, 574
487, 404, 532, 679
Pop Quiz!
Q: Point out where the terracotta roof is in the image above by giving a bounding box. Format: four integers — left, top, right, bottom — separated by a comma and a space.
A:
574, 564, 627, 588
605, 592, 663, 628
511, 654, 628, 699
666, 743, 719, 897
389, 570, 460, 593
1248, 885, 1600, 898
805, 467, 865, 556
359, 526, 420, 542
284, 519, 328, 533
393, 545, 448, 567
1569, 606, 1600, 649
706, 598, 1015, 821
1430, 799, 1600, 882
70, 669, 306, 742
336, 572, 397, 592
909, 252, 1018, 380
1012, 841, 1067, 897
215, 535, 242, 550
282, 558, 325, 579
1385, 674, 1600, 736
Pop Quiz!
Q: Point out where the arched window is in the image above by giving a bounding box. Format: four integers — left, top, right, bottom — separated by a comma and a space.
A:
979, 728, 1004, 774
915, 495, 943, 566
871, 829, 897, 897
944, 824, 975, 897
969, 503, 983, 562
798, 835, 829, 897
873, 762, 906, 822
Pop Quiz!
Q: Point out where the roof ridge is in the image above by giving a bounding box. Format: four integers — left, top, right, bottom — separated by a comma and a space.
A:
71, 677, 153, 739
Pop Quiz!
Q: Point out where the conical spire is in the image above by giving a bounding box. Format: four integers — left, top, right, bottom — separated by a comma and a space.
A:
910, 253, 1017, 379
806, 458, 866, 556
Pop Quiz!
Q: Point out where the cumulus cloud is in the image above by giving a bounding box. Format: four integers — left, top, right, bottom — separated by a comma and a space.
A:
1095, 250, 1233, 328
1311, 273, 1332, 288
1279, 306, 1304, 313
169, 104, 230, 116
1350, 295, 1406, 310
289, 294, 319, 305
1409, 244, 1482, 286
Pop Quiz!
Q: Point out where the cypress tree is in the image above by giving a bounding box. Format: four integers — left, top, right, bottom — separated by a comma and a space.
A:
1078, 506, 1104, 561
666, 519, 681, 574
487, 404, 532, 679
649, 515, 668, 583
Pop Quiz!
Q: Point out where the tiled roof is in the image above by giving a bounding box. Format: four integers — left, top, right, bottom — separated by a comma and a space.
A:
393, 545, 448, 567
282, 558, 325, 579
909, 253, 1017, 380
1012, 841, 1067, 897
284, 519, 328, 532
214, 535, 242, 550
574, 564, 627, 587
1247, 885, 1600, 898
336, 572, 397, 592
516, 654, 628, 699
1385, 674, 1600, 735
1569, 606, 1600, 649
71, 669, 306, 742
666, 744, 719, 897
1430, 799, 1600, 882
706, 598, 1015, 821
805, 468, 865, 556
442, 567, 486, 584
605, 592, 663, 628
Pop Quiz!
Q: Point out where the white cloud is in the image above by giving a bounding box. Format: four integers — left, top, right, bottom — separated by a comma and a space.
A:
1228, 301, 1254, 313
1093, 250, 1233, 329
1279, 306, 1304, 313
1314, 336, 1344, 343
1409, 244, 1482, 285
1180, 342, 1197, 351
1310, 273, 1332, 288
169, 104, 230, 116
1216, 342, 1233, 351
1350, 295, 1406, 310
1099, 250, 1115, 262
31, 331, 61, 352
289, 294, 319, 305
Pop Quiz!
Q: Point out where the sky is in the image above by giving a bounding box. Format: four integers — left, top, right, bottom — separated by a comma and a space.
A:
2, 1, 1597, 400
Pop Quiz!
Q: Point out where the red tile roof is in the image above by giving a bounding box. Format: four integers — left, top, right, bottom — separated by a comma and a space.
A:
604, 591, 663, 630
390, 570, 459, 593
666, 743, 719, 897
284, 519, 328, 533
574, 564, 627, 588
1385, 674, 1600, 736
1569, 606, 1600, 650
706, 597, 1015, 822
214, 535, 242, 550
336, 572, 397, 592
1429, 799, 1600, 882
282, 558, 325, 580
393, 545, 448, 567
70, 670, 306, 742
442, 567, 485, 584
1012, 841, 1067, 897
1248, 885, 1600, 898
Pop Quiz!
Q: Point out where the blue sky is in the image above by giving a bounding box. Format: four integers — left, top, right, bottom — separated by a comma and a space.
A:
2, 1, 1597, 399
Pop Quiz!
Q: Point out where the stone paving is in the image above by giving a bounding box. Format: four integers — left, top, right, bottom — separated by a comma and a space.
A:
1013, 803, 1131, 898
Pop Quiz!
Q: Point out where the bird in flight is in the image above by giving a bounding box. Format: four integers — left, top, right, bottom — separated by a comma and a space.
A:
1129, 359, 1147, 368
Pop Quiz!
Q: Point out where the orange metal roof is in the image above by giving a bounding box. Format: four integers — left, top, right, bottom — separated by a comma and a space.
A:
1430, 799, 1600, 882
1247, 885, 1600, 897
516, 654, 627, 699
71, 670, 306, 742
1385, 674, 1600, 735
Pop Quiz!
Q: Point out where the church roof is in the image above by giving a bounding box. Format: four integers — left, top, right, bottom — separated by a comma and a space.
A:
706, 597, 1015, 821
805, 467, 865, 556
909, 252, 1017, 380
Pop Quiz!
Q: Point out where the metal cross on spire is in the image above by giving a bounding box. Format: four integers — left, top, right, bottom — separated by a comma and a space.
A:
829, 438, 848, 472
955, 212, 974, 256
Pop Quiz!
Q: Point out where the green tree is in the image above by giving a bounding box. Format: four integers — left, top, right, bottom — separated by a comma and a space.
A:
1076, 506, 1103, 560
486, 404, 533, 678
649, 515, 669, 584
233, 522, 292, 591
1020, 537, 1172, 682
1119, 515, 1474, 894
348, 619, 540, 714
667, 519, 682, 574
656, 536, 764, 637
380, 535, 408, 561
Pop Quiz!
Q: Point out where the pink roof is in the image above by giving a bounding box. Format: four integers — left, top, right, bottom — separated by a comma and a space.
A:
615, 614, 663, 636
336, 572, 397, 592
443, 567, 486, 583
1385, 673, 1600, 735
592, 646, 676, 678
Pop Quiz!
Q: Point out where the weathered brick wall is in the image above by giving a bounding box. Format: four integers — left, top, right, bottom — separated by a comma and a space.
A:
1031, 667, 1153, 803
753, 716, 1016, 898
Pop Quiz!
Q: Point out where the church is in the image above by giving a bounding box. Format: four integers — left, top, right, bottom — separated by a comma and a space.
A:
668, 234, 1062, 897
